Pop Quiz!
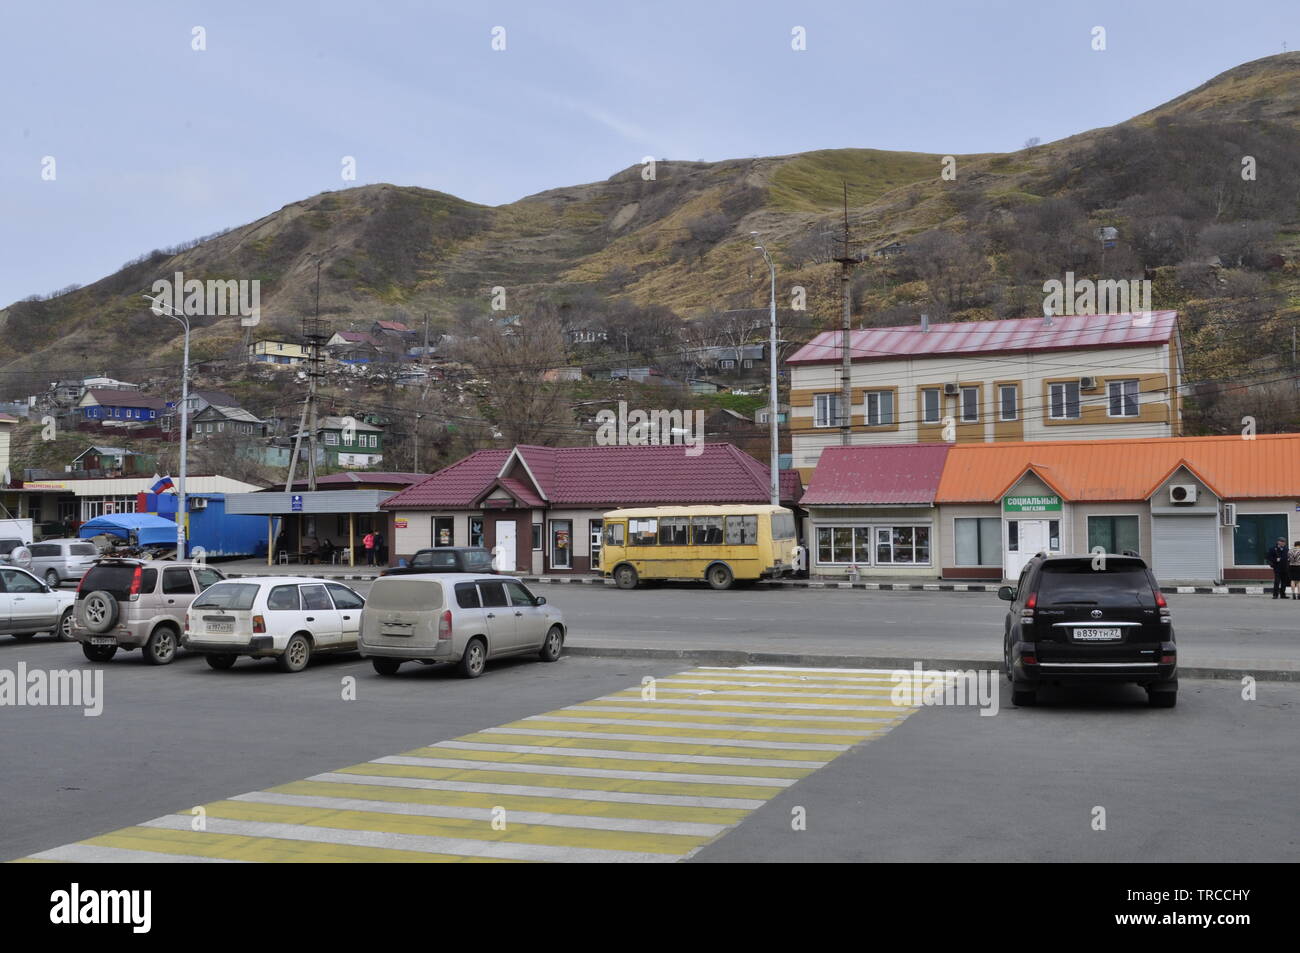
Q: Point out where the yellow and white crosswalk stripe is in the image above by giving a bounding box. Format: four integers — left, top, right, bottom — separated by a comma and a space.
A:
23, 665, 921, 863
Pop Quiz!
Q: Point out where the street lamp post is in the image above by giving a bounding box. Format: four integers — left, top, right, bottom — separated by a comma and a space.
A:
751, 234, 780, 506
144, 295, 190, 558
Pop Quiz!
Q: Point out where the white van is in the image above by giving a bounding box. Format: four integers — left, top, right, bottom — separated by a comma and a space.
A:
358, 573, 565, 678
182, 576, 366, 672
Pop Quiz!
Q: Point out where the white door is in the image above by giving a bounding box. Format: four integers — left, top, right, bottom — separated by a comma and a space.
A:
494, 521, 517, 572
1005, 520, 1049, 579
299, 584, 343, 646
1, 568, 60, 630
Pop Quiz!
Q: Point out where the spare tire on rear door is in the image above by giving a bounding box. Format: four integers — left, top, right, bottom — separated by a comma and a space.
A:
81, 591, 120, 633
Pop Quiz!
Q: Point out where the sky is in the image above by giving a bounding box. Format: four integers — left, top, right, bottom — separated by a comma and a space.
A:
2, 0, 1297, 306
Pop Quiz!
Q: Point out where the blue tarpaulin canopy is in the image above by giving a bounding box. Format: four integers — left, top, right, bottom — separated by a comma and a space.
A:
78, 513, 178, 546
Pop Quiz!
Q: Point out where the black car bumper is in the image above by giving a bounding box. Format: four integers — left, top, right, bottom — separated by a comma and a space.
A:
1011, 640, 1178, 685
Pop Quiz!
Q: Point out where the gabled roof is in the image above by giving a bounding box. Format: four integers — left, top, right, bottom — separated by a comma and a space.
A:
198, 405, 263, 425
382, 443, 800, 510
190, 389, 238, 405
786, 311, 1179, 366
802, 444, 951, 505
936, 434, 1300, 502
373, 320, 410, 332
332, 331, 381, 346
79, 389, 168, 410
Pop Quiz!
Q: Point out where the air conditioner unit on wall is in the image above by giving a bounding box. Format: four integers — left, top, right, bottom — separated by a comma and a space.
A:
1221, 503, 1237, 526
1169, 484, 1198, 505
1079, 376, 1099, 390
189, 497, 207, 510
942, 382, 959, 396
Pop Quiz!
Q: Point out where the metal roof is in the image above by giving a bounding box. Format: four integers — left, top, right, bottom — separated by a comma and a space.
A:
786, 311, 1178, 365
802, 444, 951, 505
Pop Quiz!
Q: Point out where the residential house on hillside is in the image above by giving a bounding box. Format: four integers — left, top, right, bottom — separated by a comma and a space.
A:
248, 340, 307, 365
82, 377, 140, 392
785, 311, 1184, 475
381, 442, 803, 574
326, 331, 382, 364
68, 446, 158, 477
317, 416, 383, 468
76, 389, 168, 428
191, 405, 268, 439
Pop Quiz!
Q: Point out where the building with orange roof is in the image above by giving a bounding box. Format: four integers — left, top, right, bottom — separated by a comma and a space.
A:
803, 432, 1300, 583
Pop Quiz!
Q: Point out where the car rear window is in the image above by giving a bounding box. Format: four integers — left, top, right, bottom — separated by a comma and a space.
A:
461, 550, 493, 572
368, 579, 444, 611
79, 564, 156, 599
71, 544, 98, 557
191, 583, 259, 611
412, 551, 458, 570
1036, 562, 1155, 606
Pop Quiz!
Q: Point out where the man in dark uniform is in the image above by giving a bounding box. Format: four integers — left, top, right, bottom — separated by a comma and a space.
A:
1267, 537, 1290, 598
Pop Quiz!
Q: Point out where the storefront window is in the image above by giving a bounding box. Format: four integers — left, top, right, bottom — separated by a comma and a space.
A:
1087, 515, 1139, 555
815, 525, 929, 565
955, 517, 1001, 566
1233, 513, 1288, 566
469, 517, 484, 548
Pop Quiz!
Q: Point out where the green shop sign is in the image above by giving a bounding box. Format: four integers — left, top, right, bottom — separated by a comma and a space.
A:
1003, 494, 1062, 512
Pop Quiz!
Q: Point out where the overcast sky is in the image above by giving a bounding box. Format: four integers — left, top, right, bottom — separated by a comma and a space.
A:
2, 0, 1296, 306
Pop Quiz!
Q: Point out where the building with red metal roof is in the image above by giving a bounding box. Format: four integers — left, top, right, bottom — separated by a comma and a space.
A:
785, 311, 1184, 475
382, 443, 804, 573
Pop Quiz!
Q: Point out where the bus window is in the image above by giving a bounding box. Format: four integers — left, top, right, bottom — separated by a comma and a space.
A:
692, 516, 723, 545
629, 517, 658, 545
771, 512, 797, 539
604, 522, 625, 547
725, 515, 758, 545
659, 517, 689, 546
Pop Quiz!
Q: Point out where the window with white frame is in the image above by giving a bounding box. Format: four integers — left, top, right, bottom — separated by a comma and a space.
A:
960, 386, 980, 423
815, 526, 872, 564
921, 388, 941, 424
324, 432, 339, 445
1108, 379, 1139, 417
815, 524, 930, 566
1049, 381, 1081, 419
875, 525, 931, 564
814, 393, 844, 428
865, 390, 894, 426
998, 384, 1018, 421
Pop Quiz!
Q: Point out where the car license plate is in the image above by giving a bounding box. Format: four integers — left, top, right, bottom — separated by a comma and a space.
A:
207, 623, 233, 633
1073, 627, 1122, 642
89, 637, 115, 646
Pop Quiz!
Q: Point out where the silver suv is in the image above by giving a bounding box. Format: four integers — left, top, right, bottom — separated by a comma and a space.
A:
28, 538, 99, 588
73, 559, 226, 665
358, 573, 566, 678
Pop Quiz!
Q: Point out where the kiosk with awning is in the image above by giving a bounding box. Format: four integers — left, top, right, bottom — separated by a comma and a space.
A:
223, 490, 397, 566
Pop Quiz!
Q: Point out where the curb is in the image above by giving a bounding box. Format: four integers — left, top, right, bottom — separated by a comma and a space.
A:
562, 645, 1298, 682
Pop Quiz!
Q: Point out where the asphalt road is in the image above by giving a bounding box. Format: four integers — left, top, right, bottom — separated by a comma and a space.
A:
362, 580, 1300, 670
1, 632, 1295, 862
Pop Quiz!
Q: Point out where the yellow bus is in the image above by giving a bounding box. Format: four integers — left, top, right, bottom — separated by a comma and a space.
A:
600, 505, 799, 590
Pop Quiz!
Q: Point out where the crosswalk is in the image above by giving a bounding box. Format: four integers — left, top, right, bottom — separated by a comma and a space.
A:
23, 665, 921, 863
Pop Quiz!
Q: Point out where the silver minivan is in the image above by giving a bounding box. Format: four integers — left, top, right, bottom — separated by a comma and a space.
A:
28, 538, 100, 588
358, 573, 565, 678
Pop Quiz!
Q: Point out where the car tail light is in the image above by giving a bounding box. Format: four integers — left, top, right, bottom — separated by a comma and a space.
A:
184, 612, 190, 631
1154, 590, 1168, 608
1021, 591, 1036, 620
1022, 654, 1038, 665
1160, 653, 1176, 664
128, 565, 143, 601
252, 615, 266, 634
438, 610, 452, 640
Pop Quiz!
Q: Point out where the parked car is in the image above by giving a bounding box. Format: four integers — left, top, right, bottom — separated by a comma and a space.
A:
381, 547, 496, 576
72, 559, 226, 665
999, 552, 1177, 708
181, 576, 366, 673
358, 573, 565, 678
28, 538, 99, 588
0, 538, 31, 568
0, 566, 75, 641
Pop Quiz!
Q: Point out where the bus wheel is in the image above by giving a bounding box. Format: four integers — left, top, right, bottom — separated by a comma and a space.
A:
614, 565, 639, 590
706, 564, 734, 590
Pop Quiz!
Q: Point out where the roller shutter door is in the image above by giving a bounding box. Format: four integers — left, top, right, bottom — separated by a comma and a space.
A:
1151, 515, 1219, 583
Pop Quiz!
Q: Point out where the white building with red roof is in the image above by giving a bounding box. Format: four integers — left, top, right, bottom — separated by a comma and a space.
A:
381, 443, 803, 574
785, 311, 1184, 474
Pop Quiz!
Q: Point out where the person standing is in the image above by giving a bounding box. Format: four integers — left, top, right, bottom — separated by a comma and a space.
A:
1288, 540, 1300, 601
374, 529, 387, 567
1266, 536, 1289, 598
363, 530, 376, 567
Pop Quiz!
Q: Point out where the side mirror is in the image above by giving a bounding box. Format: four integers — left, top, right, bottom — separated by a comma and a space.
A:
535, 596, 547, 606
996, 586, 1015, 601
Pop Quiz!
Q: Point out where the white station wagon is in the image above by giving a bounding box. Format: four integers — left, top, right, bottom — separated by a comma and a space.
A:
181, 576, 365, 672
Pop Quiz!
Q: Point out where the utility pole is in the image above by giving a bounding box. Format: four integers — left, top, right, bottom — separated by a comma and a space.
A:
287, 258, 328, 491
831, 183, 861, 447
751, 235, 780, 507
423, 311, 430, 357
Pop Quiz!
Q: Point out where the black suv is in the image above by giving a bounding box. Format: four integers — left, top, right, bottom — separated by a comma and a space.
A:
381, 547, 497, 577
998, 553, 1177, 708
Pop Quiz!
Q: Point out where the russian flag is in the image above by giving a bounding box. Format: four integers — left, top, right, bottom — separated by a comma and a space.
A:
151, 475, 175, 493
